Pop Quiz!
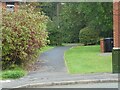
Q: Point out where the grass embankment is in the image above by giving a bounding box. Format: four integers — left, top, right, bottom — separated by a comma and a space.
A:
65, 45, 112, 74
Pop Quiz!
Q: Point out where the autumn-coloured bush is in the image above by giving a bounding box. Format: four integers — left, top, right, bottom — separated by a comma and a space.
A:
2, 9, 48, 70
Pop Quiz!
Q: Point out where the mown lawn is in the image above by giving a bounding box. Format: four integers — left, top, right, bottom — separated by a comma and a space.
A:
65, 45, 112, 74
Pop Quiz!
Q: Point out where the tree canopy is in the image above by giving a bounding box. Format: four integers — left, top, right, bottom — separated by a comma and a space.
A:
37, 2, 113, 44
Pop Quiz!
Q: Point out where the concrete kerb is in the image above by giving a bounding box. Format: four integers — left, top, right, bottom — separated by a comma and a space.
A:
14, 79, 119, 88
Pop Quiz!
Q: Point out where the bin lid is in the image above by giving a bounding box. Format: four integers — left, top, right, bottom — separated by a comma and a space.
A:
104, 37, 113, 40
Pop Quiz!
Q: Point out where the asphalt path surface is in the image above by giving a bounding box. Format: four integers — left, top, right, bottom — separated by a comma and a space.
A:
32, 46, 72, 73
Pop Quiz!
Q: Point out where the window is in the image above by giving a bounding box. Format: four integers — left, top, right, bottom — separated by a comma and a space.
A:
6, 2, 15, 12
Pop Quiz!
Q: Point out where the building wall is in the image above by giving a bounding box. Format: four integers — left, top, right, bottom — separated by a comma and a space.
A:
1, 2, 19, 12
0, 2, 1, 9
112, 1, 120, 73
2, 2, 6, 10
100, 39, 105, 53
113, 2, 120, 48
14, 2, 19, 12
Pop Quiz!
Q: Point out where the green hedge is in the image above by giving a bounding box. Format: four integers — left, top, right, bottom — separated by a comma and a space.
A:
79, 27, 99, 45
2, 8, 48, 70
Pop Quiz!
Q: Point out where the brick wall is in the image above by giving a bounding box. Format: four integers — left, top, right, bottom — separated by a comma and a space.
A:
14, 2, 19, 12
0, 2, 2, 8
113, 1, 120, 48
1, 2, 19, 12
2, 2, 6, 10
100, 39, 105, 53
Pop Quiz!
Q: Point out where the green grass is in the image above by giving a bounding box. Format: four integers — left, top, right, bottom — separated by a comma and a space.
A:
39, 46, 54, 53
0, 68, 26, 80
62, 43, 83, 46
65, 45, 112, 74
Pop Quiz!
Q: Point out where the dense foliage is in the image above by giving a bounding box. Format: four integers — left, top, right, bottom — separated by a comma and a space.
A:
38, 3, 63, 45
60, 3, 86, 43
76, 2, 113, 38
60, 2, 113, 43
47, 17, 62, 46
79, 27, 99, 45
2, 8, 48, 69
39, 2, 113, 44
38, 2, 58, 20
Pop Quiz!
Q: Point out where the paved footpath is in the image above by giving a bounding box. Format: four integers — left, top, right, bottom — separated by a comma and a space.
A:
1, 45, 119, 88
33, 46, 72, 73
32, 82, 118, 88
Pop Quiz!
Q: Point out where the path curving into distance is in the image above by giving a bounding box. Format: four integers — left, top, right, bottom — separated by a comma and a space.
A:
32, 46, 73, 73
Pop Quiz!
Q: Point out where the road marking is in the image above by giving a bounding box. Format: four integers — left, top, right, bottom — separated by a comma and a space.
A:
0, 80, 11, 83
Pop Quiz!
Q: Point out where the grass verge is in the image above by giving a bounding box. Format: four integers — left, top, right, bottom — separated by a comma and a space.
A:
65, 45, 112, 74
62, 43, 83, 46
39, 46, 54, 53
0, 68, 26, 80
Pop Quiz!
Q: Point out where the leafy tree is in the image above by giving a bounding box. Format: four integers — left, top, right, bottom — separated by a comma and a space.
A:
60, 2, 113, 43
37, 2, 63, 45
76, 2, 113, 38
60, 3, 86, 43
38, 2, 113, 44
47, 17, 62, 46
38, 2, 58, 20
